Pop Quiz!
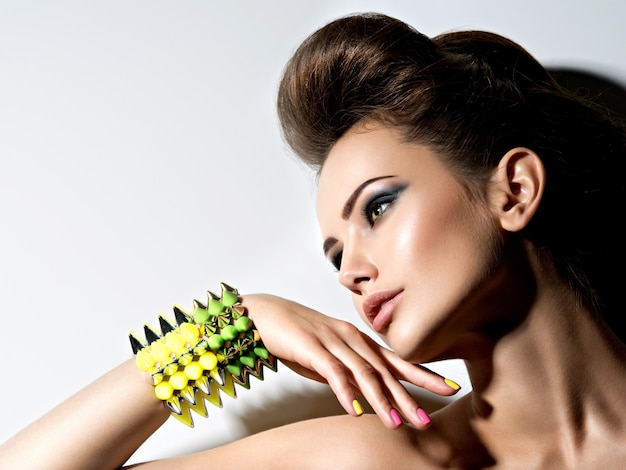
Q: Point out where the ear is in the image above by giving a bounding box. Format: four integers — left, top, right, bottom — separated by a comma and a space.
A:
489, 147, 545, 232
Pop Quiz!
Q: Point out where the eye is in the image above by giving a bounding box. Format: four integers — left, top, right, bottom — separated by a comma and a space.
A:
331, 250, 343, 271
363, 185, 406, 227
367, 201, 390, 224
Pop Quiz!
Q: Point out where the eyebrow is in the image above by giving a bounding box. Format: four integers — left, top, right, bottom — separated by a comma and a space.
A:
342, 175, 395, 219
322, 175, 395, 257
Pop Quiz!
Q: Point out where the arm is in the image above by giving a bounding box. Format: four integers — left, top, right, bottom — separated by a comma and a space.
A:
0, 359, 169, 470
0, 292, 459, 469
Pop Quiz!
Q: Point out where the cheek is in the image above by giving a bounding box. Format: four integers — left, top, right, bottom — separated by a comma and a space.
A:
384, 193, 489, 283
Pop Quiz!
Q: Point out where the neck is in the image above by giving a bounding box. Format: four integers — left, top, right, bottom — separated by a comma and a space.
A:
463, 253, 626, 449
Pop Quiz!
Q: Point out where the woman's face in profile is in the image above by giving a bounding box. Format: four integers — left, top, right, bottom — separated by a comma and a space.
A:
316, 123, 500, 362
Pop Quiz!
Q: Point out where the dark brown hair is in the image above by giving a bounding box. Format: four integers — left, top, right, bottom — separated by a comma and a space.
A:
277, 12, 626, 341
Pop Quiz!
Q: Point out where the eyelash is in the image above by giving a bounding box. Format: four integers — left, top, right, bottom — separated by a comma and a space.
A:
362, 186, 405, 227
331, 252, 342, 272
329, 185, 406, 272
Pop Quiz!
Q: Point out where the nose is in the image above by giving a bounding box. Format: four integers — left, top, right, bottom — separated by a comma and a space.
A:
338, 239, 377, 295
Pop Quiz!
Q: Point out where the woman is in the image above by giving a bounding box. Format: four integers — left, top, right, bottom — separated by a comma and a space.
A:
2, 12, 625, 469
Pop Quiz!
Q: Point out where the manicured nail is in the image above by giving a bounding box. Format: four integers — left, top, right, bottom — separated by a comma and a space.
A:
352, 399, 363, 416
390, 408, 403, 426
444, 378, 461, 391
416, 407, 431, 425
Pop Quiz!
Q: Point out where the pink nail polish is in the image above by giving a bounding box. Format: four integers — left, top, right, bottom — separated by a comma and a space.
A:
390, 408, 403, 426
417, 407, 431, 425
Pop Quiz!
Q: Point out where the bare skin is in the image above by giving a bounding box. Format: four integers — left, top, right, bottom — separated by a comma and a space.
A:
1, 123, 625, 469
313, 123, 626, 468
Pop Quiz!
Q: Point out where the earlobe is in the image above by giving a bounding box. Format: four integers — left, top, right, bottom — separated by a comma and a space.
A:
490, 148, 546, 232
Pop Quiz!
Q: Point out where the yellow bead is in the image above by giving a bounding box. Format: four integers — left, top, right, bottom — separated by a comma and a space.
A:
163, 363, 178, 376
199, 352, 217, 371
193, 345, 207, 356
169, 371, 188, 390
164, 332, 186, 351
184, 362, 203, 380
136, 349, 155, 371
178, 323, 200, 342
178, 352, 193, 366
154, 381, 174, 400
150, 342, 170, 364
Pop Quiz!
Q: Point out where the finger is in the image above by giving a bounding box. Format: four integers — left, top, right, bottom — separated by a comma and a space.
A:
370, 368, 433, 429
322, 332, 457, 429
341, 356, 405, 429
314, 328, 412, 428
278, 332, 368, 418
379, 348, 462, 396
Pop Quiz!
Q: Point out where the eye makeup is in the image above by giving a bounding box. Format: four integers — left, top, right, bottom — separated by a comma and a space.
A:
325, 182, 407, 271
361, 183, 408, 227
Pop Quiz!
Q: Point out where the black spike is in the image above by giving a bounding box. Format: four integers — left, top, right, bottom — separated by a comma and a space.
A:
173, 305, 191, 325
129, 334, 146, 354
159, 315, 176, 334
143, 324, 161, 343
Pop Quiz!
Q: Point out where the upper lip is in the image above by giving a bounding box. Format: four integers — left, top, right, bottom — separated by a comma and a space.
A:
362, 288, 403, 325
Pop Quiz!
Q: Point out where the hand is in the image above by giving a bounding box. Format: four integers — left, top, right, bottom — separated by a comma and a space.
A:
242, 294, 461, 430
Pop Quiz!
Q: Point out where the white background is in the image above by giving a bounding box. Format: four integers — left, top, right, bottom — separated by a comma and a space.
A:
1, 0, 625, 465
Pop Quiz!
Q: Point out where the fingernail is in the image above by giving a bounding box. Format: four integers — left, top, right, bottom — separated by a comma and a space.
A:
390, 408, 403, 426
444, 378, 461, 391
416, 407, 431, 425
352, 399, 364, 416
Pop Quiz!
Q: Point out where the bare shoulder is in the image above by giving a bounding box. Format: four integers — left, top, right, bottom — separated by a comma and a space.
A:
127, 414, 455, 469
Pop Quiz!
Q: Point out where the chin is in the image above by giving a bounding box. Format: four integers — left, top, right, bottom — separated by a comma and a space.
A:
385, 331, 438, 364
385, 338, 421, 362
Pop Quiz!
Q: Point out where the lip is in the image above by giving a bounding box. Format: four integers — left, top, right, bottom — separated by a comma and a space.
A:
362, 289, 404, 332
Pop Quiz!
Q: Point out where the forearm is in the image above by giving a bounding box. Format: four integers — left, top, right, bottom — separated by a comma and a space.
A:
0, 358, 170, 470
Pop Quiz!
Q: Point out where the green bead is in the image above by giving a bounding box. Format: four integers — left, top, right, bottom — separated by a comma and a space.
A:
208, 298, 224, 316
240, 353, 256, 368
234, 316, 252, 332
193, 306, 210, 323
222, 289, 238, 307
221, 325, 238, 341
253, 346, 269, 360
226, 361, 242, 377
207, 334, 225, 350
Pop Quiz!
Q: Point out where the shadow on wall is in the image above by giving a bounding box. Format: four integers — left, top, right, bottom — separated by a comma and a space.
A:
549, 67, 626, 121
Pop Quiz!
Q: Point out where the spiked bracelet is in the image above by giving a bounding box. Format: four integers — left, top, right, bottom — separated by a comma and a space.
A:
129, 283, 277, 427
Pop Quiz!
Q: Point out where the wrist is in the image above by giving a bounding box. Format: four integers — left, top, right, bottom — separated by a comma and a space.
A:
128, 283, 277, 427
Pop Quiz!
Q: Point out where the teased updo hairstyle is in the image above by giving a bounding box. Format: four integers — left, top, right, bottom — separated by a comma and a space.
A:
277, 12, 626, 342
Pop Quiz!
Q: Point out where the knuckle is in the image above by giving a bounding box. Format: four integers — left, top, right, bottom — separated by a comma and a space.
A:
335, 320, 362, 339
326, 359, 347, 377
353, 361, 379, 380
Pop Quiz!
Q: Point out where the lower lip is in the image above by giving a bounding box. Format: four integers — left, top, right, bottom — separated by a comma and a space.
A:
372, 291, 403, 332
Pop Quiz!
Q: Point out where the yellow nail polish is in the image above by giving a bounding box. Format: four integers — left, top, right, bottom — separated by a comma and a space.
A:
444, 378, 461, 391
352, 399, 364, 416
